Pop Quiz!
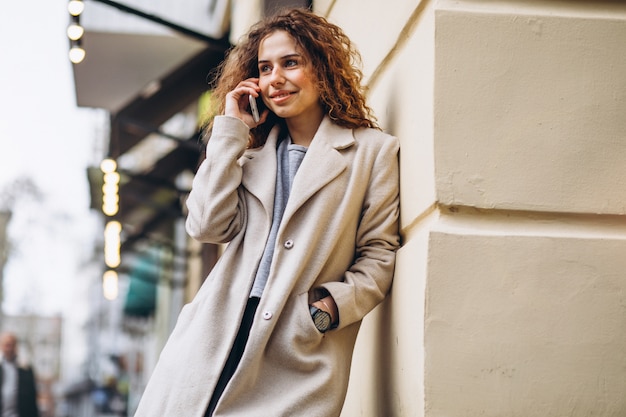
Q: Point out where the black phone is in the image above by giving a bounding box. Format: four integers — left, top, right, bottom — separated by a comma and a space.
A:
249, 94, 262, 122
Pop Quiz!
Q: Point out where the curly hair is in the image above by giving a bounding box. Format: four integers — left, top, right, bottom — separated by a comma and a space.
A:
206, 8, 378, 148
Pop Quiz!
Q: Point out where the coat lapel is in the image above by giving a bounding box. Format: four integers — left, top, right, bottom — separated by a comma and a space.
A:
241, 125, 281, 219
241, 117, 355, 224
283, 116, 354, 220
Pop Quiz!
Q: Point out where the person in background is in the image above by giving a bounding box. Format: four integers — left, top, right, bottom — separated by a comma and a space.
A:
0, 332, 39, 417
134, 7, 400, 417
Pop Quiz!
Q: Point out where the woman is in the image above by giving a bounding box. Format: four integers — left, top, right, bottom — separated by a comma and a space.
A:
134, 8, 400, 417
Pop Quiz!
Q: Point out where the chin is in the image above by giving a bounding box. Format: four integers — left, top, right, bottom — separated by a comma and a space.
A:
273, 110, 293, 119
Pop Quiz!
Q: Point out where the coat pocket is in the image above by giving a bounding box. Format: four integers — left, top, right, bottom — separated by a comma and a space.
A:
266, 292, 325, 367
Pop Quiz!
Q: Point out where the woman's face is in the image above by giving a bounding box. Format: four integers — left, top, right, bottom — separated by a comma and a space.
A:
257, 30, 322, 125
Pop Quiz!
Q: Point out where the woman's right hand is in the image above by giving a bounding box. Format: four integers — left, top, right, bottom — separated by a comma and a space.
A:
225, 78, 269, 128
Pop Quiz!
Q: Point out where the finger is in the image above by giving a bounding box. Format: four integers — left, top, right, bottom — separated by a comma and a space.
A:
238, 79, 261, 95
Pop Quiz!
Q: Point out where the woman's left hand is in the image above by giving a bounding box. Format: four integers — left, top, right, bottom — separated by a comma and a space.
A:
312, 296, 339, 326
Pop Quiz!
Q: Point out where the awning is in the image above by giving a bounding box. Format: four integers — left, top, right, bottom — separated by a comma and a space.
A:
123, 250, 161, 317
86, 44, 228, 253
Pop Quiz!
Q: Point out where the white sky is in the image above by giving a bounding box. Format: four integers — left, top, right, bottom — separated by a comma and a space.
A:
0, 1, 103, 317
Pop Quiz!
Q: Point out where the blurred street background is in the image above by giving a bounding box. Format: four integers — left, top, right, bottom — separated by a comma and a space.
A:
0, 0, 234, 415
0, 1, 108, 416
0, 0, 268, 415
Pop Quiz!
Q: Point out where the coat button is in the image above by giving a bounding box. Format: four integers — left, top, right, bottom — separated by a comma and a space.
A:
283, 239, 294, 249
263, 311, 273, 320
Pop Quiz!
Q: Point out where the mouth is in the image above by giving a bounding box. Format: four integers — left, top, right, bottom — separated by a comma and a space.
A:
270, 91, 295, 102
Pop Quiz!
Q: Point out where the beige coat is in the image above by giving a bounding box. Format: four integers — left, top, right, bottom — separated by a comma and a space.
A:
133, 115, 400, 417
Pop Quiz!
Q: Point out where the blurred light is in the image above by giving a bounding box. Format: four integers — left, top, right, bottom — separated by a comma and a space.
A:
104, 221, 121, 268
100, 158, 117, 173
102, 193, 120, 204
104, 171, 120, 184
103, 270, 119, 301
102, 182, 118, 195
68, 0, 85, 16
67, 23, 84, 41
69, 46, 85, 64
102, 200, 119, 217
67, 2, 86, 64
101, 161, 120, 216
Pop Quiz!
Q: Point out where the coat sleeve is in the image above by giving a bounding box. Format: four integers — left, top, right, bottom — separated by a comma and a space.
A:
322, 134, 401, 329
185, 116, 251, 243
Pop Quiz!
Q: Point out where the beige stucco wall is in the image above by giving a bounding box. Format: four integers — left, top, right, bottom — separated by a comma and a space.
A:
322, 1, 626, 416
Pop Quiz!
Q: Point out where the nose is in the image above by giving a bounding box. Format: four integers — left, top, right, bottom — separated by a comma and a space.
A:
270, 66, 285, 85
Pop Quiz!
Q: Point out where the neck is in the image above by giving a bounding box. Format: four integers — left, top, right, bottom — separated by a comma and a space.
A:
285, 110, 324, 147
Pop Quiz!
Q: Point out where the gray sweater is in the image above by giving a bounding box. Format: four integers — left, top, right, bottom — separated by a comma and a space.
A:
250, 135, 307, 298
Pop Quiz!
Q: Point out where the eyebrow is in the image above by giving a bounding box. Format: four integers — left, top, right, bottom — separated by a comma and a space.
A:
258, 53, 302, 64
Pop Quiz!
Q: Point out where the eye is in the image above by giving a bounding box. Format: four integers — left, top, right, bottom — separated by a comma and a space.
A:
285, 59, 298, 67
259, 64, 271, 73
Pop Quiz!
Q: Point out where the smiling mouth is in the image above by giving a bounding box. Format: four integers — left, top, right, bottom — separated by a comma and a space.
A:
271, 91, 294, 99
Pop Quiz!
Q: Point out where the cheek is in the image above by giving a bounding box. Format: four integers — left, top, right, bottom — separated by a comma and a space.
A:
259, 79, 271, 98
300, 72, 319, 97
258, 78, 268, 91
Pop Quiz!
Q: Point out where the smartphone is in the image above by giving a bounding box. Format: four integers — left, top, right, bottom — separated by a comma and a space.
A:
249, 94, 261, 122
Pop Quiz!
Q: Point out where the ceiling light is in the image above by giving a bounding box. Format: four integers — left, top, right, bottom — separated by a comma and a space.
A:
100, 159, 118, 174
69, 45, 86, 64
103, 270, 119, 301
67, 23, 84, 41
68, 0, 85, 16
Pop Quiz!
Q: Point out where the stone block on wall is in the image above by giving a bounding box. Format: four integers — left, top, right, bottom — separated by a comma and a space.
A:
364, 1, 437, 228
425, 229, 626, 416
326, 0, 425, 83
434, 1, 626, 215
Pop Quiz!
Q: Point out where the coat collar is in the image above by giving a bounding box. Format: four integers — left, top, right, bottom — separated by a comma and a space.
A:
242, 116, 355, 220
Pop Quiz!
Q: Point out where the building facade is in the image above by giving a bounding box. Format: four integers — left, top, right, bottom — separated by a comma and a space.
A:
333, 1, 626, 416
